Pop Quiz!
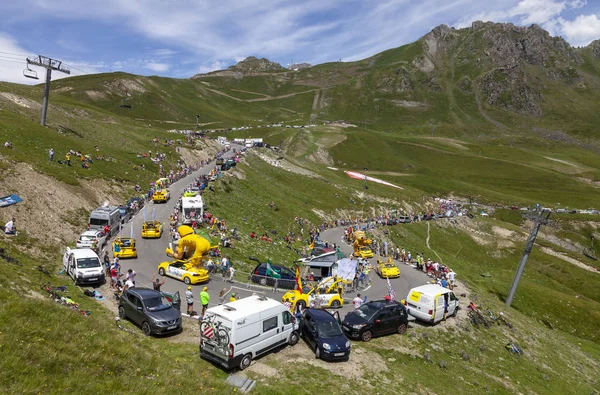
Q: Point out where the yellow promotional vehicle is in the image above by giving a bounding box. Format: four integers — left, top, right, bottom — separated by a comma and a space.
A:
282, 277, 345, 309
157, 260, 209, 285
355, 246, 374, 259
113, 238, 137, 259
183, 187, 200, 197
141, 221, 163, 239
153, 189, 170, 203
156, 177, 170, 189
376, 258, 400, 279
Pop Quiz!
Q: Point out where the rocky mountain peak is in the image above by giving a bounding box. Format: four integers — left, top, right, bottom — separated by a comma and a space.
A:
227, 57, 286, 73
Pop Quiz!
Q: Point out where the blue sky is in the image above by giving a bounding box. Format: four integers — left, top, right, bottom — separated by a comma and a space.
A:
1, 0, 599, 84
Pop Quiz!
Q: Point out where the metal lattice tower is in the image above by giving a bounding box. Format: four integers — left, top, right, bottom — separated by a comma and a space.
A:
26, 56, 71, 126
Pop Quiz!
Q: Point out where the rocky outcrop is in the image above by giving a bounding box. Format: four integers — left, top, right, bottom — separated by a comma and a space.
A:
478, 65, 543, 116
586, 39, 600, 59
227, 57, 286, 73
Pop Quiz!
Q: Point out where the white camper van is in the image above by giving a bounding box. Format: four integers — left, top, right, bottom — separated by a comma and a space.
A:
200, 294, 299, 370
88, 206, 121, 236
403, 284, 459, 324
180, 196, 203, 225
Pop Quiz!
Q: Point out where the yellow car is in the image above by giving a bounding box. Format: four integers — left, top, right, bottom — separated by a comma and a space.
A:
141, 221, 163, 239
157, 260, 209, 285
113, 238, 138, 259
282, 277, 345, 309
354, 246, 374, 259
153, 189, 170, 203
376, 260, 400, 279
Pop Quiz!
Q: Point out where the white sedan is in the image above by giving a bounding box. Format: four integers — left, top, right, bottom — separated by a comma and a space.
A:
76, 230, 107, 249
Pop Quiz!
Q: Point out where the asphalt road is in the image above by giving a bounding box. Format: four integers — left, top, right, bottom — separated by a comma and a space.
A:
112, 143, 429, 320
115, 144, 281, 316
319, 227, 430, 316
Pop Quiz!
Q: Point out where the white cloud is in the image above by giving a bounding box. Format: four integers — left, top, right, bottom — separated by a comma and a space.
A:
149, 48, 177, 57
195, 60, 229, 75
560, 14, 600, 46
0, 33, 38, 85
144, 62, 170, 73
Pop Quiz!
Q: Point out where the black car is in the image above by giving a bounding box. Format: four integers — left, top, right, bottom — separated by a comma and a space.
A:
118, 288, 182, 336
300, 309, 350, 361
342, 300, 409, 342
250, 261, 297, 289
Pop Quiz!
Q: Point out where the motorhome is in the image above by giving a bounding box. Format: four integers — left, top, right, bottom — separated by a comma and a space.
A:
180, 196, 203, 224
200, 295, 299, 370
88, 206, 121, 236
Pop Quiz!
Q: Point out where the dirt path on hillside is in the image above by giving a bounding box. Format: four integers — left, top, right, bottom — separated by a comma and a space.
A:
539, 246, 600, 273
205, 87, 320, 102
426, 222, 444, 263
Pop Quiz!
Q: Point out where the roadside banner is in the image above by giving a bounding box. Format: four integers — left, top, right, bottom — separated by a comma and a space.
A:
344, 171, 403, 190
336, 258, 357, 282
143, 207, 147, 222
152, 208, 156, 222
0, 194, 23, 207
130, 223, 134, 239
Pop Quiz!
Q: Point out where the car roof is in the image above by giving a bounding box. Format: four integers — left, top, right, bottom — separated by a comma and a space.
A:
208, 295, 282, 321
307, 309, 337, 322
366, 300, 402, 309
68, 248, 99, 259
409, 284, 452, 296
128, 287, 161, 300
81, 230, 101, 236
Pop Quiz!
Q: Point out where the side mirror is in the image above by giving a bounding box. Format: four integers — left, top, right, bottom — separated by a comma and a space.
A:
137, 306, 143, 311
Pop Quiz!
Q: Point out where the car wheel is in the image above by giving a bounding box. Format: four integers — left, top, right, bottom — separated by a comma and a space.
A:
289, 331, 299, 346
330, 300, 341, 308
158, 268, 165, 276
259, 277, 267, 286
452, 307, 459, 317
239, 354, 252, 370
118, 306, 126, 319
184, 277, 191, 285
142, 321, 152, 336
315, 346, 321, 359
361, 330, 373, 342
397, 323, 408, 334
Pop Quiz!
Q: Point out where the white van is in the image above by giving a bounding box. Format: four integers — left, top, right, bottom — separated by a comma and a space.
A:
403, 284, 459, 324
63, 247, 105, 285
200, 294, 299, 370
88, 206, 121, 236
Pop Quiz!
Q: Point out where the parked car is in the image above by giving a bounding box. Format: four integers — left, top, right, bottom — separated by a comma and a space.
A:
300, 309, 350, 361
118, 205, 132, 224
342, 300, 409, 342
118, 287, 182, 336
250, 258, 297, 289
157, 260, 209, 285
76, 230, 107, 249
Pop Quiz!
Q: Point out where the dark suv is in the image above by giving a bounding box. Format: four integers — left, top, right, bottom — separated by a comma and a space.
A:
301, 309, 350, 361
250, 260, 296, 289
342, 300, 409, 342
118, 288, 182, 336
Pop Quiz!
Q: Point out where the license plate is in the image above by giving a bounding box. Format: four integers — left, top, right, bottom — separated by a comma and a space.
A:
89, 278, 98, 281
167, 325, 177, 330
334, 353, 345, 357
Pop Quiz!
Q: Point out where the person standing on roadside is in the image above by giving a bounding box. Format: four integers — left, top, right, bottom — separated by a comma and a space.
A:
151, 274, 165, 291
200, 286, 210, 317
353, 293, 363, 310
65, 152, 71, 166
186, 286, 194, 315
49, 148, 54, 161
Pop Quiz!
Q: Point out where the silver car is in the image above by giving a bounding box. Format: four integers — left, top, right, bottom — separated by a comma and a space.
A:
76, 230, 107, 249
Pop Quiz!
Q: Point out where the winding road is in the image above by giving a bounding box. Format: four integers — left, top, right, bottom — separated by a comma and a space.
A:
113, 145, 430, 319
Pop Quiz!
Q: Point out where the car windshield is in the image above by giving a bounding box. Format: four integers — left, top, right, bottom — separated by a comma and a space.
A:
317, 321, 343, 337
80, 235, 95, 241
384, 264, 395, 268
355, 304, 379, 320
89, 218, 108, 226
144, 296, 171, 311
77, 257, 101, 268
